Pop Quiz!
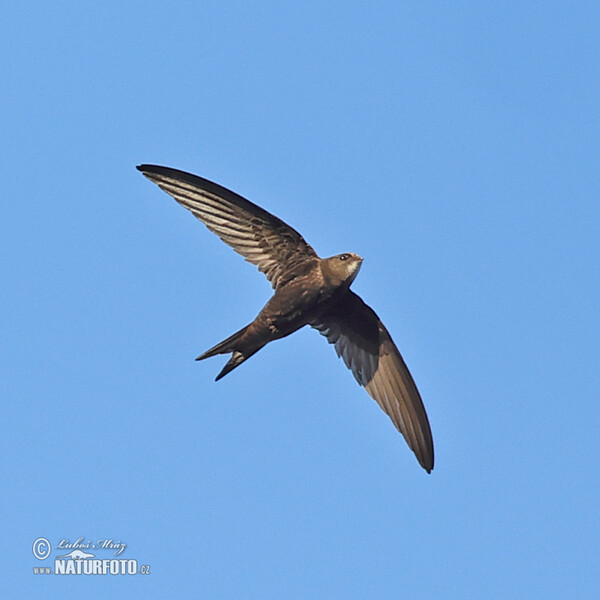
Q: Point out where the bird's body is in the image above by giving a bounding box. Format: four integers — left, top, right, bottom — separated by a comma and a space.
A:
137, 164, 434, 472
200, 253, 362, 379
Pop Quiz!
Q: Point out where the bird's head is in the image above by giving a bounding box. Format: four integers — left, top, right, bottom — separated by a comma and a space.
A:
321, 252, 363, 288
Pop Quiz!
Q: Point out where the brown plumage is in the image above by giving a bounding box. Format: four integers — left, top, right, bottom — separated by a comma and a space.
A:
137, 164, 434, 472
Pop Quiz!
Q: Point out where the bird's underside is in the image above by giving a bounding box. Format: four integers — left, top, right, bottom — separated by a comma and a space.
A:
137, 164, 434, 473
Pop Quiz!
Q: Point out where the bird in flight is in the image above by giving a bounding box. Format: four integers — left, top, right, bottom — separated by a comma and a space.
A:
137, 165, 434, 472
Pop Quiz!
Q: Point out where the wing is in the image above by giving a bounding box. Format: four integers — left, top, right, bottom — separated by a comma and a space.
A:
137, 165, 319, 288
312, 291, 434, 472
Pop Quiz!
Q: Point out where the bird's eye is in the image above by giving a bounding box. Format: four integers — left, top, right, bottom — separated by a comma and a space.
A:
339, 254, 350, 261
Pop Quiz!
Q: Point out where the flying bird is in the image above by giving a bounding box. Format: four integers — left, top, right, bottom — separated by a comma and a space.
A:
137, 164, 434, 472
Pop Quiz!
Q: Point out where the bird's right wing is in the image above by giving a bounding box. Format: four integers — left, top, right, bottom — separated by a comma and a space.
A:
312, 291, 434, 472
137, 165, 319, 288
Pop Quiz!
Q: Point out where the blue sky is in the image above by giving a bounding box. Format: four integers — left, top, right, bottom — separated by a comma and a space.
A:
2, 2, 599, 597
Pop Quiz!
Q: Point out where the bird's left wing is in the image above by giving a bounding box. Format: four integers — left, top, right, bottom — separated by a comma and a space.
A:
137, 165, 318, 288
311, 291, 434, 472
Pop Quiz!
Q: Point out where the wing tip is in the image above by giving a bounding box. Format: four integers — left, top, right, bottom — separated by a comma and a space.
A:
136, 164, 160, 181
136, 163, 164, 177
417, 446, 434, 473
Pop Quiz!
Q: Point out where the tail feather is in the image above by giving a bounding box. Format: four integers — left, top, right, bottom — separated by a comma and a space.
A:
214, 351, 246, 381
196, 325, 250, 361
196, 324, 264, 380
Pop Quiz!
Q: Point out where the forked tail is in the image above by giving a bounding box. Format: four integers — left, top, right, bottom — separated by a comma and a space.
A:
196, 324, 263, 381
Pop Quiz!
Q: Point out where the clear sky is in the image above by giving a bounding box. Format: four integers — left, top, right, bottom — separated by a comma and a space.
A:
2, 2, 599, 598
